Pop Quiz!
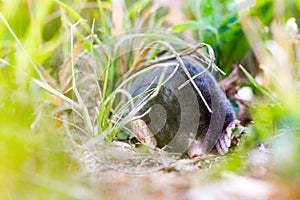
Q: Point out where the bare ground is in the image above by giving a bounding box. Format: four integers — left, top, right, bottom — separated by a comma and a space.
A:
72, 143, 300, 200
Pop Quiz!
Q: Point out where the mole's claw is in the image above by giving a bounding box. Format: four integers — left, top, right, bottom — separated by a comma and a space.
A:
215, 119, 243, 155
224, 132, 231, 147
216, 140, 226, 155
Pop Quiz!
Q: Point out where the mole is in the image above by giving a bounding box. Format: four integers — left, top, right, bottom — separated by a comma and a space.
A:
129, 56, 240, 158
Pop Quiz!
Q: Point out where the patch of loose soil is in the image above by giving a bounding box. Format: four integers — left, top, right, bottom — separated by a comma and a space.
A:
91, 164, 274, 200
76, 142, 299, 200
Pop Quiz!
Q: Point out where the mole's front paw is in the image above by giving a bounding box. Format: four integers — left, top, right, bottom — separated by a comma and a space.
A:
215, 119, 241, 155
132, 119, 157, 148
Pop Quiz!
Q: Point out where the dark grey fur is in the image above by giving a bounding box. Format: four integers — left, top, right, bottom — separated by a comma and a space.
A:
129, 56, 235, 154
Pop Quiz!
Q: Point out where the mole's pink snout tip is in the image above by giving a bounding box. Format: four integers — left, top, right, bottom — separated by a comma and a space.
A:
188, 139, 206, 158
190, 148, 205, 158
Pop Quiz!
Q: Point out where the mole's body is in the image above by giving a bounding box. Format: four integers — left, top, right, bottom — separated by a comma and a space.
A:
129, 56, 239, 157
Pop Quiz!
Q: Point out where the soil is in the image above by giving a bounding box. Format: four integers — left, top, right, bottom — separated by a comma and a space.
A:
75, 143, 288, 200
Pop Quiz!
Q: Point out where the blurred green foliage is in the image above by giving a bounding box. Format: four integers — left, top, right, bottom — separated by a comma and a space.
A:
0, 79, 86, 199
0, 0, 90, 199
173, 0, 249, 72
172, 0, 300, 73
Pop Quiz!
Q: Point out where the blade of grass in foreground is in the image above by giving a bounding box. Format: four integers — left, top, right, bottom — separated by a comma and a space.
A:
239, 64, 278, 103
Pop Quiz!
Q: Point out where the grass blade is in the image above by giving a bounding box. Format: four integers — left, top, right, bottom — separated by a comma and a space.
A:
239, 64, 278, 103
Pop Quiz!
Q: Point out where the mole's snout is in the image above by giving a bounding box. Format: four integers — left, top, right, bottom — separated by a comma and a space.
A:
188, 139, 206, 158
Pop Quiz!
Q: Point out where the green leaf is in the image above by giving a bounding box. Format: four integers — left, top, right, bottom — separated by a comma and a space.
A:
233, 126, 245, 137
83, 40, 92, 52
171, 21, 220, 40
